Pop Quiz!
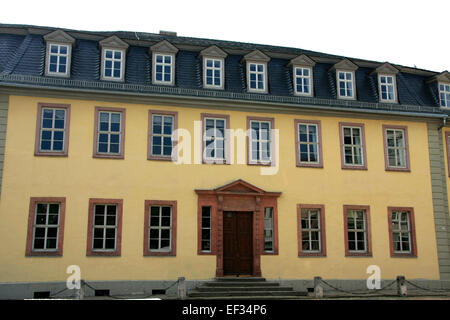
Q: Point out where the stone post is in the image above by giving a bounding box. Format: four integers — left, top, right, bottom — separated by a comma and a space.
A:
314, 276, 323, 298
396, 276, 407, 297
177, 277, 186, 300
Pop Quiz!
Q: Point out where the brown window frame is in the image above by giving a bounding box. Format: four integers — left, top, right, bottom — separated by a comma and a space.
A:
262, 206, 279, 255
339, 122, 368, 170
34, 103, 71, 157
26, 197, 66, 257
343, 205, 372, 257
294, 119, 323, 168
86, 198, 123, 257
148, 110, 178, 161
93, 106, 126, 159
297, 204, 327, 257
247, 116, 275, 166
387, 207, 417, 258
382, 125, 411, 172
144, 200, 177, 257
201, 113, 230, 164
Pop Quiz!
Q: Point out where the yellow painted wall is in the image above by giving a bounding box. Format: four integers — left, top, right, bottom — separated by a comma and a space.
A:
0, 95, 440, 283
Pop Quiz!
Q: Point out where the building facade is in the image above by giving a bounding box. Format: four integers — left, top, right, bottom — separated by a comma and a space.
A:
0, 24, 449, 298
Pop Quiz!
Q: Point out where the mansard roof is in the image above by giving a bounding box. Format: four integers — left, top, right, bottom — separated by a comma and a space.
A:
0, 23, 447, 117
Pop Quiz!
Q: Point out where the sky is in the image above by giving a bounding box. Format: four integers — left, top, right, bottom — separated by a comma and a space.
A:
1, 0, 449, 73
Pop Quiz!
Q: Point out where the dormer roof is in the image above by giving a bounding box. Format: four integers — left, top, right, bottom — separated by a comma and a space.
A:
329, 58, 359, 72
371, 62, 399, 75
150, 40, 179, 54
43, 29, 75, 44
242, 50, 270, 63
199, 45, 228, 59
288, 54, 316, 67
99, 35, 129, 50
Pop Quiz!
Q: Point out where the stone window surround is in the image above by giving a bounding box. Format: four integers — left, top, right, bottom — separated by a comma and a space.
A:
99, 35, 129, 82
147, 110, 178, 161
201, 112, 230, 165
343, 205, 372, 257
93, 106, 126, 159
339, 122, 368, 170
297, 204, 327, 257
387, 206, 417, 258
143, 200, 177, 257
86, 198, 123, 257
382, 124, 411, 172
25, 197, 66, 257
43, 30, 75, 78
34, 102, 71, 157
294, 119, 323, 168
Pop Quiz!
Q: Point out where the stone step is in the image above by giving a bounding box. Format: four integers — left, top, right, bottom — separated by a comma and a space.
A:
204, 281, 279, 287
215, 277, 266, 282
188, 290, 307, 298
197, 286, 293, 292
187, 295, 308, 300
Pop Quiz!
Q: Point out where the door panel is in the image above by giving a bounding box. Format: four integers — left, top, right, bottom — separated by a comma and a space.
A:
223, 211, 253, 275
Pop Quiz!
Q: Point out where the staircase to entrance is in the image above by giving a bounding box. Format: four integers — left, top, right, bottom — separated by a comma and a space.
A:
187, 277, 308, 299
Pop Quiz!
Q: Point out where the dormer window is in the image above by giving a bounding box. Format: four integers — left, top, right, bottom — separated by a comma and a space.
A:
330, 58, 358, 100
337, 71, 355, 99
439, 83, 450, 107
289, 54, 315, 97
150, 40, 179, 86
243, 50, 270, 93
373, 63, 399, 103
103, 49, 124, 80
44, 30, 75, 78
379, 75, 396, 102
154, 53, 174, 84
199, 45, 227, 90
99, 35, 129, 82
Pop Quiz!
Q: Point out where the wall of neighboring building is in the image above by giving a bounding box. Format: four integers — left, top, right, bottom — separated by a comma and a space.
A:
0, 94, 440, 285
0, 94, 8, 197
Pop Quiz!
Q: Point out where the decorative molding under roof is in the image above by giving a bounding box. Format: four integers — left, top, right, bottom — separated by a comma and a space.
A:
427, 71, 450, 84
329, 58, 359, 72
43, 29, 75, 44
199, 45, 228, 59
371, 62, 399, 75
99, 35, 129, 50
288, 54, 316, 67
242, 50, 271, 63
150, 40, 179, 54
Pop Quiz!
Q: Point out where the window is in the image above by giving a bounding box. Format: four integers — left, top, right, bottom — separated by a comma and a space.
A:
201, 207, 212, 252
294, 67, 313, 96
337, 71, 355, 99
43, 30, 75, 77
148, 110, 178, 161
35, 103, 70, 156
144, 200, 177, 256
388, 207, 417, 257
344, 205, 372, 256
26, 197, 66, 256
339, 122, 367, 170
87, 199, 123, 256
154, 54, 174, 85
204, 58, 223, 89
93, 107, 125, 159
295, 120, 323, 167
383, 125, 410, 171
378, 75, 397, 102
248, 117, 274, 165
47, 44, 70, 76
264, 208, 274, 253
102, 49, 125, 81
297, 204, 326, 256
248, 63, 266, 92
439, 83, 450, 108
202, 114, 229, 164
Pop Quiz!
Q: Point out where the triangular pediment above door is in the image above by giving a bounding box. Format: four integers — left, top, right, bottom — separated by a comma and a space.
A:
215, 179, 266, 194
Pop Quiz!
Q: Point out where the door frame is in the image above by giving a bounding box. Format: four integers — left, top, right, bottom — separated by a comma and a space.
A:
195, 179, 281, 277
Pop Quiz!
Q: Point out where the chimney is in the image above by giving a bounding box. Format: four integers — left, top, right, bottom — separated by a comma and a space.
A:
159, 30, 177, 37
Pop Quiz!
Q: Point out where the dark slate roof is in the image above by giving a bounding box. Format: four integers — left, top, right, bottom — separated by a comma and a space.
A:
0, 23, 447, 116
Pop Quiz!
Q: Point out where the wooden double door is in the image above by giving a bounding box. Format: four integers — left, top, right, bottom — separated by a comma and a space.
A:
223, 211, 253, 275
